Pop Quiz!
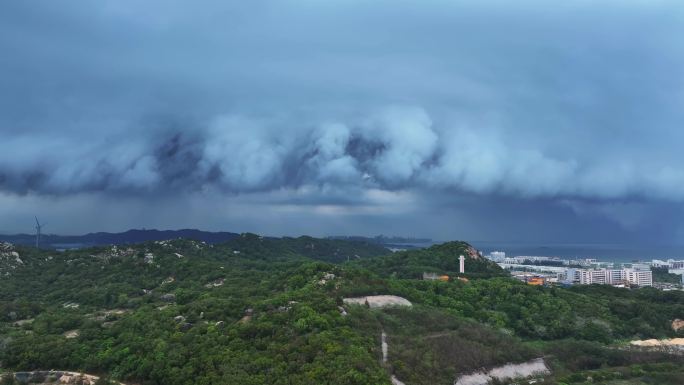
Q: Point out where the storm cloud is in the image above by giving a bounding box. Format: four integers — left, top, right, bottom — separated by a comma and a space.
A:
2, 0, 684, 241
2, 105, 684, 201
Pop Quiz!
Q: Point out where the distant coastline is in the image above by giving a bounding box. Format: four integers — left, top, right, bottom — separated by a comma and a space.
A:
3, 228, 682, 264
473, 241, 684, 263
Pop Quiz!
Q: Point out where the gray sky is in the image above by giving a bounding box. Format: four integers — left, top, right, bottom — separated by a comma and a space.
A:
1, 0, 684, 243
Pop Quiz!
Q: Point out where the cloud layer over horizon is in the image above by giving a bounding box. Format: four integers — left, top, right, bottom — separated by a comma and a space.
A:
2, 0, 684, 242
4, 105, 684, 202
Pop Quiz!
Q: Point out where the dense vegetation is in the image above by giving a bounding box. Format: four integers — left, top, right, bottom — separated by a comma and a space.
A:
354, 241, 507, 279
368, 306, 538, 385
0, 237, 390, 385
0, 236, 683, 385
0, 229, 241, 248
651, 266, 683, 284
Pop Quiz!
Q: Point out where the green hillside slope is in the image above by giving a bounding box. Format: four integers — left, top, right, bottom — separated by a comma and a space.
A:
0, 237, 683, 385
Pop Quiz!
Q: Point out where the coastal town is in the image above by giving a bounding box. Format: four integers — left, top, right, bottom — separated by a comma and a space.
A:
485, 251, 684, 290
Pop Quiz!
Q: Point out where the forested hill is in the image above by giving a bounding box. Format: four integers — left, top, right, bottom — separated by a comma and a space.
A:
1, 237, 684, 385
0, 236, 394, 384
224, 233, 391, 263
0, 231, 391, 263
354, 241, 507, 279
0, 229, 241, 248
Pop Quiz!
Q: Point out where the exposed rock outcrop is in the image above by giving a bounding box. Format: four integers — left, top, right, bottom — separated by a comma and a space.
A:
466, 245, 481, 259
63, 330, 80, 339
0, 242, 23, 275
93, 245, 135, 261
343, 295, 412, 308
3, 371, 126, 385
454, 358, 550, 385
631, 338, 684, 347
205, 278, 225, 288
160, 293, 176, 302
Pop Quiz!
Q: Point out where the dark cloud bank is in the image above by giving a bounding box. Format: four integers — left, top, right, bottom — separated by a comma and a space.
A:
3, 105, 684, 201
1, 1, 684, 243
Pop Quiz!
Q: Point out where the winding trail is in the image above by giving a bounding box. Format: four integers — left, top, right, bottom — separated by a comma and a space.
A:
381, 330, 406, 385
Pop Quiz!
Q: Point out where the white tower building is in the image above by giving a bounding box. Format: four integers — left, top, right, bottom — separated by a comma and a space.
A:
459, 255, 465, 274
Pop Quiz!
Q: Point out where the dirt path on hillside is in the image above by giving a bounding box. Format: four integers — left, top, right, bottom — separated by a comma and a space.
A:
381, 330, 407, 385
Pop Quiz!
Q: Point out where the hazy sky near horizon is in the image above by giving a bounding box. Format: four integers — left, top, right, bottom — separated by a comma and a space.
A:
2, 1, 684, 243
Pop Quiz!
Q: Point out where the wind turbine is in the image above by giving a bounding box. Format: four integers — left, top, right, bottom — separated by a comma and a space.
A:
34, 216, 44, 248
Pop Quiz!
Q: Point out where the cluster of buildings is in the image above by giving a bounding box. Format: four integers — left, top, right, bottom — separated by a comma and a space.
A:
486, 251, 598, 267
557, 265, 652, 287
652, 259, 684, 269
651, 259, 684, 288
488, 251, 655, 288
652, 259, 684, 277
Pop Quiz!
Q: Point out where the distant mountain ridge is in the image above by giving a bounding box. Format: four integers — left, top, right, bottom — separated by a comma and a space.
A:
328, 235, 432, 244
0, 229, 240, 248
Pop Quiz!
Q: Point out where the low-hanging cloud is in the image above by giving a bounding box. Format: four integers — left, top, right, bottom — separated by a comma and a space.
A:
2, 105, 684, 202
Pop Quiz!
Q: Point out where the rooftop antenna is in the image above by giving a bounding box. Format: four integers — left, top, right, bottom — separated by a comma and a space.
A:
34, 216, 43, 248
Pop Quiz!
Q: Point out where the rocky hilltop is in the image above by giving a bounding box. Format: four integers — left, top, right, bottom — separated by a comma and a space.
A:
354, 241, 505, 279
0, 242, 23, 275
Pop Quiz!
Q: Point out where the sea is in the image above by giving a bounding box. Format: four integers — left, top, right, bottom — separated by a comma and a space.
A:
470, 241, 684, 263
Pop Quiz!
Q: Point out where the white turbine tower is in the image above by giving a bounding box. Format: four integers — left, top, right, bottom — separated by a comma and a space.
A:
34, 216, 44, 248
459, 255, 465, 274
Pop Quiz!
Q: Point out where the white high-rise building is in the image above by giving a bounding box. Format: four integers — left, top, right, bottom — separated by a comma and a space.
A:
650, 259, 684, 269
491, 251, 505, 258
606, 269, 626, 284
579, 269, 607, 285
557, 268, 580, 284
625, 268, 653, 287
577, 267, 652, 287
487, 251, 506, 262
